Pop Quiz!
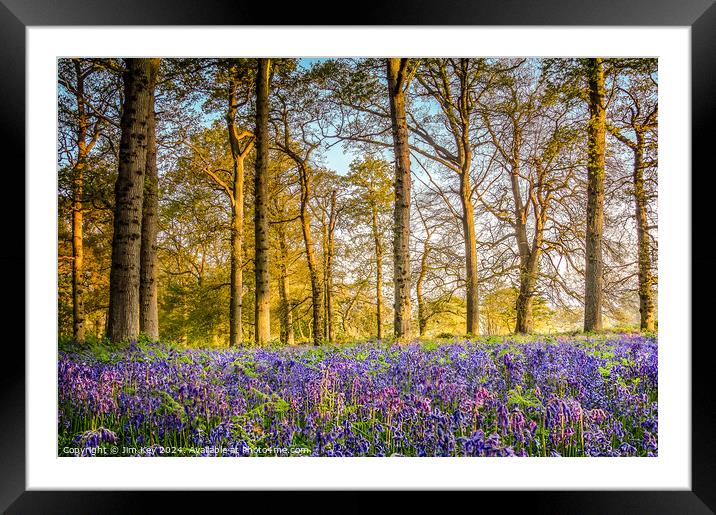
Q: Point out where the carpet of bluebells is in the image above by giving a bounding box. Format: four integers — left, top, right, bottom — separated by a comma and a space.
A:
58, 334, 658, 457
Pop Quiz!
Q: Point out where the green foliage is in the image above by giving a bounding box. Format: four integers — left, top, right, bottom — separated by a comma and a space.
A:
507, 385, 542, 410
58, 57, 657, 348
481, 287, 555, 335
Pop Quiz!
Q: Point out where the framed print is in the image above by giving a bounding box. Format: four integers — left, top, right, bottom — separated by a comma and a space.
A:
3, 0, 715, 512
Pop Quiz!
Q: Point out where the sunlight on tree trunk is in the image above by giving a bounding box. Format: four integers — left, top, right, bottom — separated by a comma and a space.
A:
584, 58, 606, 332
254, 58, 272, 345
139, 58, 161, 342
387, 58, 413, 342
107, 58, 156, 344
71, 59, 87, 345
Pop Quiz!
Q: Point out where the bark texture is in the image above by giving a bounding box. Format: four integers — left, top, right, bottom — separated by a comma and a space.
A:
633, 139, 655, 331
386, 58, 413, 341
460, 176, 480, 335
107, 58, 155, 343
71, 59, 88, 344
253, 58, 271, 345
416, 233, 430, 337
371, 193, 384, 340
225, 69, 254, 346
299, 165, 324, 346
323, 190, 338, 344
415, 59, 480, 336
584, 58, 606, 332
276, 216, 295, 346
139, 58, 161, 341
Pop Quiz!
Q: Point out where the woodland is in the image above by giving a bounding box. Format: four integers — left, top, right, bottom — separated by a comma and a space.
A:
58, 57, 658, 347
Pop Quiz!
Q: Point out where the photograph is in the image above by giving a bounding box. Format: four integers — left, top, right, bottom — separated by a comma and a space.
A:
56, 56, 658, 458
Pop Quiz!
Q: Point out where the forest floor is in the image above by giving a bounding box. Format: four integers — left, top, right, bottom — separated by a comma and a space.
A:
58, 333, 657, 457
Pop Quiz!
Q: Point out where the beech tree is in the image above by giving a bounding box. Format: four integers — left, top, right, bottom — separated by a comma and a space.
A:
478, 59, 579, 333
272, 195, 296, 346
346, 157, 393, 340
58, 59, 111, 343
224, 61, 255, 346
271, 63, 332, 346
58, 57, 659, 345
411, 58, 490, 336
273, 123, 323, 345
607, 60, 658, 331
317, 181, 342, 344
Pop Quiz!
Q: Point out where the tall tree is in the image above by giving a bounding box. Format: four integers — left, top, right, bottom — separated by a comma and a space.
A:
272, 62, 328, 346
58, 59, 105, 343
584, 58, 606, 332
413, 58, 488, 336
327, 58, 489, 337
273, 197, 296, 346
347, 158, 393, 340
607, 61, 658, 331
369, 186, 384, 340
281, 148, 323, 346
225, 61, 255, 346
139, 58, 161, 341
478, 59, 577, 333
182, 60, 256, 345
321, 188, 339, 343
415, 197, 434, 337
107, 58, 157, 343
254, 58, 272, 345
386, 58, 416, 341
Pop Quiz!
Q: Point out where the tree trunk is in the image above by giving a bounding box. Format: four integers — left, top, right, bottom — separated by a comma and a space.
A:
71, 60, 87, 344
225, 72, 253, 346
253, 58, 271, 345
322, 218, 328, 341
72, 161, 85, 344
324, 190, 337, 343
342, 281, 365, 338
416, 237, 430, 337
386, 58, 413, 341
299, 166, 324, 346
107, 58, 155, 343
515, 253, 540, 334
276, 219, 295, 346
584, 58, 606, 332
456, 61, 479, 337
139, 58, 161, 341
371, 200, 384, 340
229, 159, 244, 346
460, 174, 480, 336
633, 138, 655, 331
510, 157, 536, 335
295, 318, 304, 341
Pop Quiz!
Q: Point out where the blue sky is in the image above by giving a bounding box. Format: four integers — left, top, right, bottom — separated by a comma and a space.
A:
298, 58, 360, 174
321, 141, 355, 175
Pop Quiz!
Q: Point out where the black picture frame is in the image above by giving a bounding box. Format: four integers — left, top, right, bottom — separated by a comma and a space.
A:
2, 0, 714, 512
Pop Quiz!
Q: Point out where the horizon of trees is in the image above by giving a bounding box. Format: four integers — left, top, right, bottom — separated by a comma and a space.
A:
57, 57, 658, 346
